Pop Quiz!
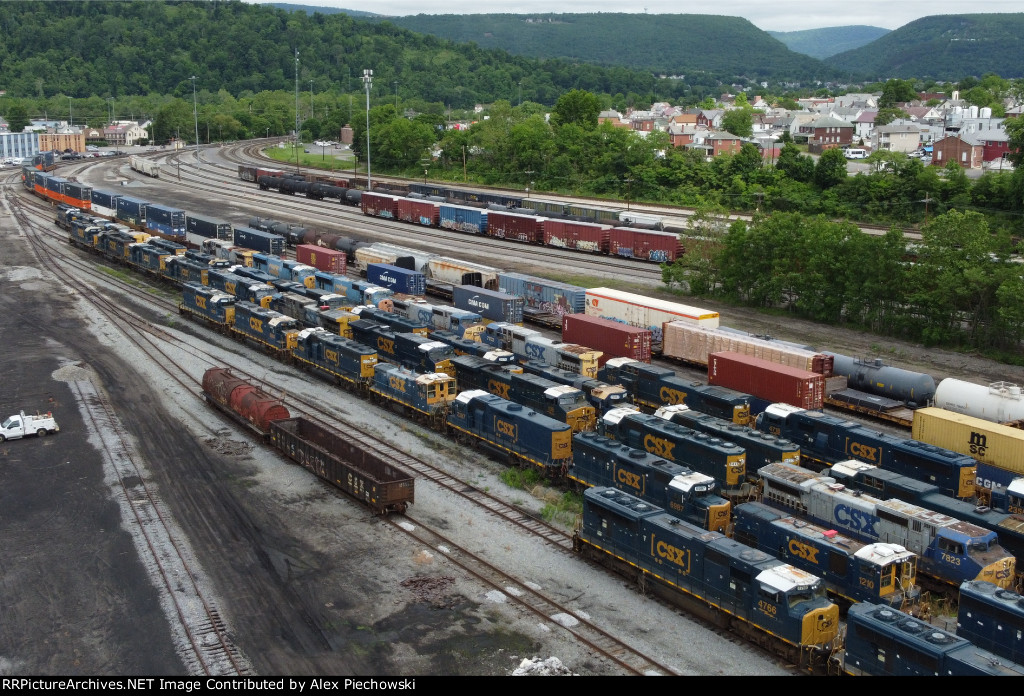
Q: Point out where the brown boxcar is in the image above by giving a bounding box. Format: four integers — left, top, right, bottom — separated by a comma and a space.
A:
542, 219, 610, 253
608, 227, 684, 263
270, 417, 414, 514
395, 198, 440, 227
561, 314, 652, 367
296, 244, 346, 274
708, 351, 824, 410
486, 211, 543, 243
360, 191, 401, 219
202, 367, 290, 435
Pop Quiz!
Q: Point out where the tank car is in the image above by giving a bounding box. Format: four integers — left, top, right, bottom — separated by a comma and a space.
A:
824, 353, 936, 406
934, 378, 1024, 424
201, 367, 289, 437
574, 487, 839, 669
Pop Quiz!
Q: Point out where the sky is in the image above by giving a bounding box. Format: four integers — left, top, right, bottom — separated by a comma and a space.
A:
252, 0, 1021, 32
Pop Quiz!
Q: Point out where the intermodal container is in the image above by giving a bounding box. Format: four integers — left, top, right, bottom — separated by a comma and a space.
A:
708, 352, 824, 410
366, 263, 427, 297
395, 198, 440, 227
663, 322, 833, 375
542, 219, 610, 253
485, 211, 542, 243
115, 196, 148, 227
63, 182, 92, 208
497, 272, 587, 316
453, 285, 524, 324
562, 314, 651, 366
186, 214, 233, 240
608, 227, 684, 263
360, 191, 401, 219
145, 204, 186, 238
584, 287, 719, 343
296, 244, 346, 274
439, 204, 488, 235
91, 189, 121, 217
912, 407, 1024, 490
233, 226, 284, 256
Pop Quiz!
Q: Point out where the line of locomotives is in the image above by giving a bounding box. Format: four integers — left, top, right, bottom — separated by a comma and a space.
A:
44, 181, 1024, 674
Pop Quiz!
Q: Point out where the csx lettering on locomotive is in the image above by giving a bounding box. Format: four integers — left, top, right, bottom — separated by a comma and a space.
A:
654, 538, 691, 572
378, 338, 395, 354
325, 349, 339, 364
388, 375, 407, 393
249, 318, 263, 332
496, 419, 517, 438
847, 441, 881, 463
195, 297, 207, 309
833, 504, 880, 537
659, 387, 687, 405
616, 468, 643, 492
643, 434, 675, 459
788, 539, 820, 564
487, 380, 511, 399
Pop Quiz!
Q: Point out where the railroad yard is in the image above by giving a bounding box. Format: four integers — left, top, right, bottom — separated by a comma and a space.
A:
5, 143, 1024, 677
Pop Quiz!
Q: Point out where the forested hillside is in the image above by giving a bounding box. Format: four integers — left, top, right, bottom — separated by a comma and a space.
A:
0, 1, 666, 106
768, 26, 889, 60
825, 14, 1024, 80
377, 13, 836, 82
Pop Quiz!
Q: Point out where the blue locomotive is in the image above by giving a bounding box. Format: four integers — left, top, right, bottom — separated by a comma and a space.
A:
446, 390, 573, 475
292, 328, 377, 390
600, 357, 751, 425
369, 363, 458, 426
349, 320, 456, 377
840, 602, 1024, 676
758, 462, 1016, 591
756, 403, 977, 499
573, 487, 840, 668
732, 502, 920, 608
569, 431, 731, 533
957, 580, 1024, 665
520, 360, 629, 414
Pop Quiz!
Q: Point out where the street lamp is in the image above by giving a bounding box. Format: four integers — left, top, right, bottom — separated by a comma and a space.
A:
189, 75, 200, 166
363, 69, 373, 190
107, 97, 114, 126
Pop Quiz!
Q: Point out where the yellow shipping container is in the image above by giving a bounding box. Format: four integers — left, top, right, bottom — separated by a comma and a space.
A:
912, 407, 1024, 477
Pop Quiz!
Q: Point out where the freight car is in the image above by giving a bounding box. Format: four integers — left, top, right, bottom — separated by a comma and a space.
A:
934, 378, 1024, 426
562, 314, 651, 367
756, 403, 977, 499
201, 367, 290, 437
573, 487, 840, 669
663, 323, 833, 375
130, 155, 159, 178
600, 407, 749, 497
758, 462, 1015, 591
600, 358, 751, 426
26, 171, 93, 210
823, 352, 935, 406
447, 390, 573, 475
838, 602, 1024, 676
569, 431, 731, 533
912, 407, 1024, 493
584, 287, 719, 343
957, 580, 1024, 665
708, 351, 824, 411
497, 272, 587, 326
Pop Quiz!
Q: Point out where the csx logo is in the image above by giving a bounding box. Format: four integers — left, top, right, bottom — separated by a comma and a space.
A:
488, 380, 510, 399
659, 387, 687, 405
496, 420, 517, 438
655, 540, 690, 571
834, 504, 880, 538
388, 375, 407, 393
616, 469, 643, 491
378, 338, 395, 354
644, 434, 675, 459
195, 297, 207, 309
525, 345, 546, 359
848, 442, 880, 463
325, 349, 339, 364
788, 539, 819, 564
226, 282, 236, 294
250, 318, 264, 332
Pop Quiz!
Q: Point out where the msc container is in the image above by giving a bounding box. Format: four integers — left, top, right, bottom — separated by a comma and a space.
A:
367, 263, 426, 296
115, 196, 149, 227
497, 272, 587, 316
233, 226, 284, 256
912, 407, 1024, 490
269, 417, 414, 514
584, 287, 719, 343
663, 322, 833, 375
485, 211, 542, 243
360, 191, 401, 219
395, 197, 440, 226
185, 213, 233, 240
453, 285, 524, 324
439, 204, 488, 234
541, 219, 611, 253
608, 227, 684, 263
145, 204, 186, 238
562, 314, 651, 366
933, 379, 1024, 424
824, 353, 935, 406
296, 244, 346, 274
708, 352, 824, 410
201, 367, 289, 436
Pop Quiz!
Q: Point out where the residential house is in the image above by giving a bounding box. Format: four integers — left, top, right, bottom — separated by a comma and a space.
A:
104, 120, 149, 147
598, 109, 626, 126
702, 131, 744, 156
799, 115, 855, 152
873, 123, 921, 153
976, 130, 1010, 164
854, 111, 877, 143
931, 134, 984, 169
697, 109, 724, 129
667, 120, 698, 147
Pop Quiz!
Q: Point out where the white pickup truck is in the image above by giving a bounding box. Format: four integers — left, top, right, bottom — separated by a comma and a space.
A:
0, 411, 60, 441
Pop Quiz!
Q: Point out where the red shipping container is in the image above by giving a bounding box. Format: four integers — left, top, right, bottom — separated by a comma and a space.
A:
708, 351, 824, 410
296, 244, 346, 274
395, 198, 440, 226
562, 314, 652, 366
608, 227, 684, 263
542, 219, 609, 253
360, 191, 400, 219
486, 211, 543, 243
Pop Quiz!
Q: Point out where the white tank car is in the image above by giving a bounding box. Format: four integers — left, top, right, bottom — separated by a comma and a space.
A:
933, 379, 1024, 424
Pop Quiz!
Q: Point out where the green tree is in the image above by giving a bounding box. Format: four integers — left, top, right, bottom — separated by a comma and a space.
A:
5, 103, 29, 133
875, 107, 908, 126
550, 89, 600, 130
814, 148, 848, 189
151, 99, 197, 144
722, 108, 753, 138
879, 79, 917, 108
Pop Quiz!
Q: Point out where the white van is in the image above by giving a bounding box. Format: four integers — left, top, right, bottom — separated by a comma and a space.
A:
845, 148, 868, 160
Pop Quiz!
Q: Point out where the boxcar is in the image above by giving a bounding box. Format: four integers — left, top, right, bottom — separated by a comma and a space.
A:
912, 407, 1024, 492
562, 314, 651, 366
584, 287, 719, 342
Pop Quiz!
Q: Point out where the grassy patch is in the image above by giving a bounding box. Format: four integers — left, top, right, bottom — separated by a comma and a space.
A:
540, 490, 583, 527
499, 467, 543, 490
264, 144, 355, 173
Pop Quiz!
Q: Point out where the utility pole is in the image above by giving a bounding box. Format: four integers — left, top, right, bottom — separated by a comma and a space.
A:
190, 75, 200, 166
363, 69, 373, 190
294, 49, 300, 172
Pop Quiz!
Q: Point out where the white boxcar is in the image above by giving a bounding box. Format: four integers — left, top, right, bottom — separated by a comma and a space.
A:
584, 287, 719, 343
